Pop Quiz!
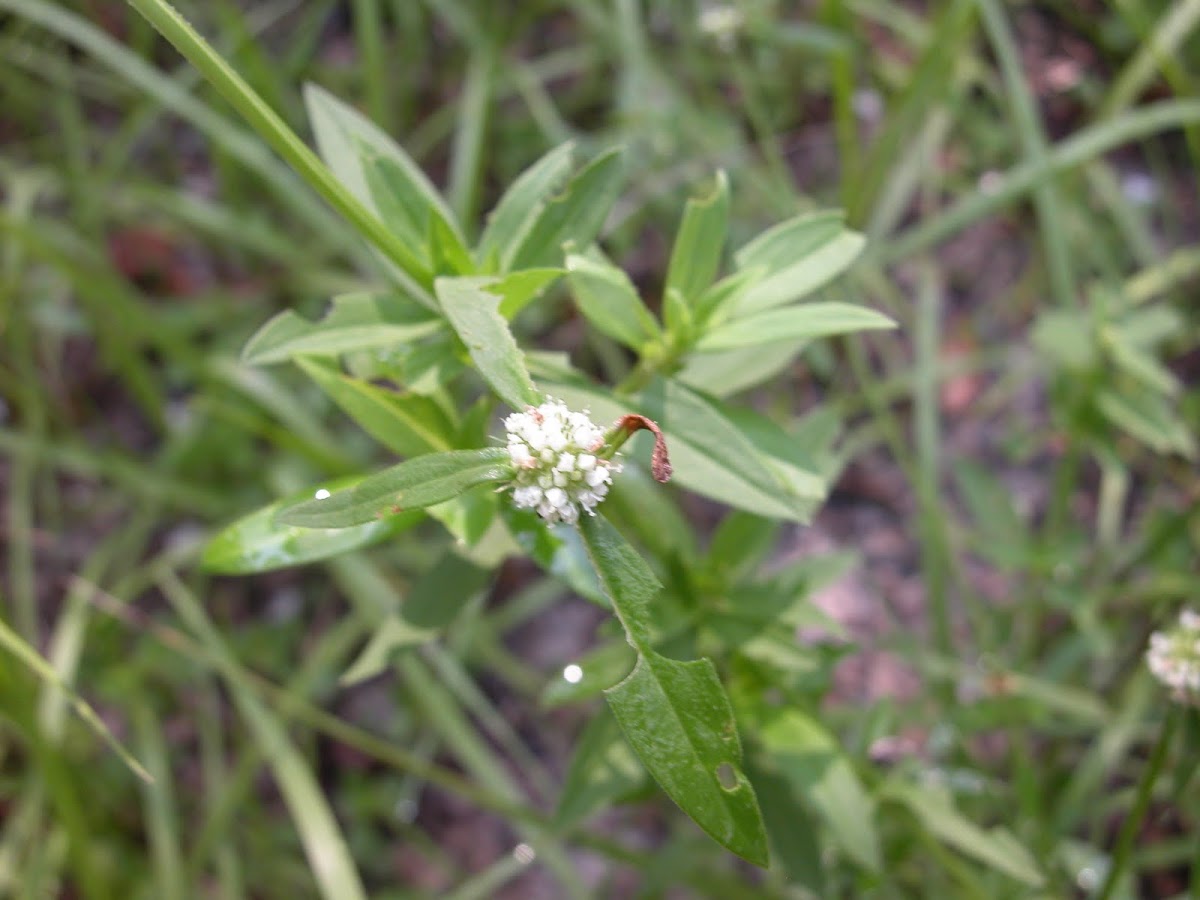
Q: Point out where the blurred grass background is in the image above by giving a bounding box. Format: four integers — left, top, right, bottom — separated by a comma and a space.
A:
1, 0, 1199, 897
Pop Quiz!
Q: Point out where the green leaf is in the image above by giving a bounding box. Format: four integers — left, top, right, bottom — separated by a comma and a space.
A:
541, 640, 636, 708
759, 709, 881, 873
954, 460, 1032, 568
1115, 304, 1182, 347
360, 152, 473, 279
666, 171, 730, 304
750, 765, 826, 896
500, 506, 605, 604
508, 147, 625, 271
677, 340, 809, 397
555, 707, 646, 827
698, 302, 895, 351
1106, 331, 1180, 395
733, 213, 865, 315
577, 514, 767, 865
339, 549, 491, 685
565, 251, 661, 350
577, 512, 660, 649
1031, 309, 1096, 370
602, 466, 699, 564
883, 781, 1045, 886
426, 201, 476, 277
694, 268, 762, 324
1096, 389, 1195, 457
401, 549, 492, 630
606, 650, 769, 866
436, 277, 544, 410
277, 448, 514, 528
340, 616, 437, 685
638, 379, 817, 522
401, 334, 465, 394
241, 291, 442, 365
491, 268, 564, 319
716, 401, 829, 515
201, 478, 422, 574
479, 142, 576, 270
296, 357, 455, 456
544, 375, 816, 522
706, 511, 781, 581
305, 83, 462, 246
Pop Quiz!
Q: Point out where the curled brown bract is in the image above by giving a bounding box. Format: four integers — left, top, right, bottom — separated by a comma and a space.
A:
612, 414, 673, 483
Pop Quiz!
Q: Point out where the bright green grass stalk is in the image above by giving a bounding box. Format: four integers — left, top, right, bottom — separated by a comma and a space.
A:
126, 0, 433, 301
1097, 708, 1180, 900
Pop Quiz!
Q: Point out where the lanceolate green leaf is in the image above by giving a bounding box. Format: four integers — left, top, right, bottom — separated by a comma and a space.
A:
566, 252, 661, 350
759, 709, 882, 873
676, 340, 808, 398
277, 448, 514, 528
732, 213, 865, 315
479, 142, 576, 270
883, 781, 1045, 886
639, 379, 818, 522
508, 147, 625, 271
304, 83, 463, 246
489, 268, 564, 319
577, 514, 768, 866
241, 292, 442, 365
436, 277, 544, 410
698, 302, 896, 351
606, 651, 769, 866
297, 358, 455, 457
201, 478, 422, 574
666, 171, 730, 304
577, 512, 659, 649
555, 708, 646, 827
361, 152, 472, 277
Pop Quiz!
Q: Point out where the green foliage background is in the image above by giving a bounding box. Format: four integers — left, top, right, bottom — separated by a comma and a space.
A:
1, 1, 1199, 897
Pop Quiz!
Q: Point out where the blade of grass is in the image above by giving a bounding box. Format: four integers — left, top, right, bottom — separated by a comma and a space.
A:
447, 40, 495, 235
1103, 0, 1200, 120
156, 569, 369, 900
126, 0, 436, 303
135, 705, 186, 900
0, 662, 106, 899
878, 100, 1200, 263
351, 0, 391, 131
396, 655, 589, 899
912, 263, 956, 661
197, 683, 246, 899
0, 615, 152, 783
2, 0, 359, 262
847, 0, 977, 223
977, 0, 1078, 308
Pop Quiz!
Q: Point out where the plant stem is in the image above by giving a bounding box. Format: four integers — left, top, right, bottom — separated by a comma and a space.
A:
127, 0, 432, 301
1097, 708, 1180, 900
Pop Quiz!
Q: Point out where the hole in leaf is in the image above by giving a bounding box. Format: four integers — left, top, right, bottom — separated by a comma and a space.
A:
716, 762, 738, 791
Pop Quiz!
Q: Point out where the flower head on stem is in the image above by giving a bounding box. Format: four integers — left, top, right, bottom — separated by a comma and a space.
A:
502, 400, 671, 525
1146, 609, 1200, 706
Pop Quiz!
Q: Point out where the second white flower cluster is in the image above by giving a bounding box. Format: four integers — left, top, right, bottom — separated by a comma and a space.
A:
1147, 609, 1200, 706
504, 399, 622, 525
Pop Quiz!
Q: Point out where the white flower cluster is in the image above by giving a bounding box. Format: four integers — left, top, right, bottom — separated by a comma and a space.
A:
504, 400, 621, 525
1146, 609, 1200, 705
